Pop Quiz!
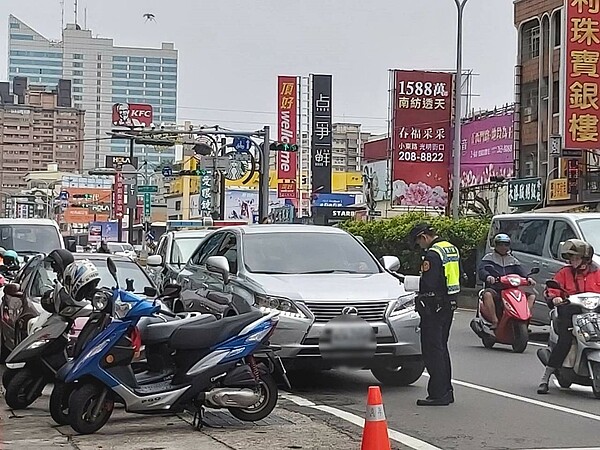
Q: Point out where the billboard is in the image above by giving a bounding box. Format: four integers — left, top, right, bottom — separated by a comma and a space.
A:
362, 160, 390, 201
62, 188, 112, 224
391, 70, 453, 208
564, 2, 600, 150
112, 103, 153, 127
225, 189, 286, 223
311, 74, 333, 194
277, 76, 298, 198
88, 221, 119, 243
460, 113, 514, 187
113, 172, 125, 219
105, 155, 139, 169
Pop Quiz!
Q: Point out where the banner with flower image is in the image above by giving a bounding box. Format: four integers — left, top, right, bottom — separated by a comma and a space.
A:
460, 113, 514, 187
391, 70, 453, 208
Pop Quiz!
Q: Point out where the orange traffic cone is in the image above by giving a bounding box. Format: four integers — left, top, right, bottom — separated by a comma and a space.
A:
361, 386, 391, 450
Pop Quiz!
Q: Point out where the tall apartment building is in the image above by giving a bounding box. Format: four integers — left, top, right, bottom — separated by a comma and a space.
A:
332, 123, 370, 172
514, 0, 562, 182
8, 15, 178, 171
0, 77, 84, 193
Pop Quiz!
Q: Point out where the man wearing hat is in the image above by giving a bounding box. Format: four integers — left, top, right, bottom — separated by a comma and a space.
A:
409, 223, 460, 406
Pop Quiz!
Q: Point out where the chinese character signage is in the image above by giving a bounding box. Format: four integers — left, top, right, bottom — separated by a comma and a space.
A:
460, 113, 515, 187
311, 74, 333, 194
508, 177, 543, 207
200, 170, 213, 217
64, 188, 112, 224
112, 103, 153, 127
549, 179, 571, 201
277, 76, 298, 199
391, 70, 453, 208
565, 0, 600, 150
113, 172, 125, 219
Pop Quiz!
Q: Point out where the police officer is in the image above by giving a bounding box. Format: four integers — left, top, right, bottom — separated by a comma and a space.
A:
409, 223, 460, 406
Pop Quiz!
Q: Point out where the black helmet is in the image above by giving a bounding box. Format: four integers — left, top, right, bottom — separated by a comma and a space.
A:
408, 223, 435, 244
45, 249, 75, 281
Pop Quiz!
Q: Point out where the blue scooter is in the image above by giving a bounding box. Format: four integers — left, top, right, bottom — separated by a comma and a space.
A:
58, 257, 284, 435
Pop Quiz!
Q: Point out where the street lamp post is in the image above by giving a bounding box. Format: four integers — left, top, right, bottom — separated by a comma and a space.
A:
451, 0, 470, 220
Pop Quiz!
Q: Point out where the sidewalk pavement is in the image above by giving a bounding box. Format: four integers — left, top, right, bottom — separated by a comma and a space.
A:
0, 387, 362, 449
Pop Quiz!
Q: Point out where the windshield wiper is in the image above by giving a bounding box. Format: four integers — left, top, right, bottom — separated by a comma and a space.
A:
250, 270, 292, 274
299, 270, 359, 274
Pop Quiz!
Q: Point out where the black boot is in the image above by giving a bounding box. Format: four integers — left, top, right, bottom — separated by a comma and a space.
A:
537, 382, 549, 394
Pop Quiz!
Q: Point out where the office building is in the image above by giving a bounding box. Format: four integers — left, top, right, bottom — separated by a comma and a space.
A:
8, 15, 178, 171
0, 77, 84, 198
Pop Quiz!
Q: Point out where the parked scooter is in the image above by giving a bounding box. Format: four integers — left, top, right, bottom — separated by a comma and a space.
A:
470, 266, 539, 353
537, 280, 600, 398
58, 256, 285, 435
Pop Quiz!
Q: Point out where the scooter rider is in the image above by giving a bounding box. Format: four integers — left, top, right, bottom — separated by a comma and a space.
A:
537, 239, 600, 394
45, 249, 75, 283
478, 234, 536, 330
1, 250, 20, 273
62, 260, 102, 303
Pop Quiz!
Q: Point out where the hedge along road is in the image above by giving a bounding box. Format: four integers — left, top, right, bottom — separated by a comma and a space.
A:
286, 311, 600, 450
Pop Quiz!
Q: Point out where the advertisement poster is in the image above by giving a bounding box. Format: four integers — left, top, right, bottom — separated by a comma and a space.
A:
225, 189, 286, 223
112, 103, 153, 127
391, 70, 453, 208
312, 193, 358, 208
311, 74, 333, 194
362, 160, 390, 201
88, 221, 119, 243
63, 188, 112, 224
277, 76, 298, 198
564, 2, 600, 150
460, 113, 515, 187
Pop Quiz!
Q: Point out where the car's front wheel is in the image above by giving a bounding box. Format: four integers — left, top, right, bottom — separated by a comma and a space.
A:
371, 360, 425, 386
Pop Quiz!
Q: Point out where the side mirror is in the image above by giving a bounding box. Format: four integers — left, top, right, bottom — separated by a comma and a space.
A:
107, 257, 117, 278
355, 235, 365, 244
162, 283, 182, 298
530, 267, 540, 275
147, 255, 163, 267
144, 286, 158, 297
381, 256, 401, 272
4, 283, 22, 297
206, 256, 230, 285
546, 280, 562, 290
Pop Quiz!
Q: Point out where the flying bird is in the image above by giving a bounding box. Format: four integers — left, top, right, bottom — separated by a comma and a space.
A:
143, 13, 156, 22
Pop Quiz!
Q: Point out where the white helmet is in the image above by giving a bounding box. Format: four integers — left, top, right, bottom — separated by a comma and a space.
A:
63, 260, 101, 303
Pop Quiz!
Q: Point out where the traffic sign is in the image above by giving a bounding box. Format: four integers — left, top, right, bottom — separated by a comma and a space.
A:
144, 193, 151, 217
59, 191, 69, 201
138, 185, 158, 194
162, 166, 173, 177
198, 156, 231, 171
233, 136, 252, 152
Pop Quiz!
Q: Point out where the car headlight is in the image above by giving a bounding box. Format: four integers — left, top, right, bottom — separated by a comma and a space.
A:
389, 293, 417, 317
581, 296, 600, 310
114, 299, 132, 319
254, 294, 306, 319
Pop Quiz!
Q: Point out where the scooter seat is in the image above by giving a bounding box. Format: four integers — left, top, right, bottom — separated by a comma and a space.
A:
139, 313, 217, 345
169, 310, 264, 350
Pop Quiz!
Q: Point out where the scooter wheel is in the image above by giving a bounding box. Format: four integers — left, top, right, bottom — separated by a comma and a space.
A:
68, 383, 114, 434
4, 368, 46, 409
50, 382, 74, 425
228, 372, 278, 422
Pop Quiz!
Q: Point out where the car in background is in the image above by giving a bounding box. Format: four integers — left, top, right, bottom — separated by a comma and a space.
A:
105, 241, 137, 259
0, 253, 156, 360
175, 225, 423, 386
0, 219, 63, 264
147, 229, 212, 293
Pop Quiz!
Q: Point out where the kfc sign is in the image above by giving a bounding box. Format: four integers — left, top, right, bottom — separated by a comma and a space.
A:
112, 103, 153, 127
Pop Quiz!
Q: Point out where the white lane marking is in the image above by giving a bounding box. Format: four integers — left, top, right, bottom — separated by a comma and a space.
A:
529, 342, 547, 347
422, 373, 600, 422
282, 392, 442, 450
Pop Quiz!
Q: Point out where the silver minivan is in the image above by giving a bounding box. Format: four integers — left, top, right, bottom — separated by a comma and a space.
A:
488, 213, 600, 325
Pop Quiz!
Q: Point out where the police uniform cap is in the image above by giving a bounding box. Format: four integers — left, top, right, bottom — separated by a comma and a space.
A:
408, 223, 435, 243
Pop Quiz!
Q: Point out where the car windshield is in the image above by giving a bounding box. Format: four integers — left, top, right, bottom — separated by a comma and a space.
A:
171, 236, 207, 265
577, 219, 600, 256
43, 258, 153, 294
107, 243, 123, 253
0, 224, 62, 255
243, 232, 380, 274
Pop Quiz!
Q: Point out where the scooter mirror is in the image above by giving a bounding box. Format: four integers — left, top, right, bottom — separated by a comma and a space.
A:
530, 267, 540, 275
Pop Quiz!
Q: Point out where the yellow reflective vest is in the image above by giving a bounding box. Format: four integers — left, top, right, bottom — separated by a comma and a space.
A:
429, 240, 461, 296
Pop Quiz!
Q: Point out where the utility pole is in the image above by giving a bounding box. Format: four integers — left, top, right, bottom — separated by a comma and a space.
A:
451, 0, 470, 220
259, 126, 271, 221
128, 138, 135, 244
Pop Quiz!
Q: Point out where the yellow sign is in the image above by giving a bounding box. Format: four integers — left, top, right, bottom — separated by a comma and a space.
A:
549, 179, 571, 201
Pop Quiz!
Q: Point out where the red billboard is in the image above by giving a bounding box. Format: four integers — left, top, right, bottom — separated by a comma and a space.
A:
63, 188, 112, 224
391, 70, 453, 208
112, 103, 153, 127
277, 76, 298, 198
564, 1, 600, 150
113, 172, 125, 219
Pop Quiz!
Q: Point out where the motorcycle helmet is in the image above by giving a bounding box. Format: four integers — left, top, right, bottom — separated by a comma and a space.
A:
3, 250, 19, 266
0, 247, 5, 256
45, 249, 75, 282
63, 260, 101, 303
560, 239, 594, 261
494, 233, 511, 246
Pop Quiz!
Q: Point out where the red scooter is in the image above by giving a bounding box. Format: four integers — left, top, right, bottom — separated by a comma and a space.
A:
470, 266, 539, 353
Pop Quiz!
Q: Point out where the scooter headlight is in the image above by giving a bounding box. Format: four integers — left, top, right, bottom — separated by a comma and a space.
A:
114, 299, 132, 319
581, 296, 600, 310
507, 276, 521, 287
25, 339, 51, 351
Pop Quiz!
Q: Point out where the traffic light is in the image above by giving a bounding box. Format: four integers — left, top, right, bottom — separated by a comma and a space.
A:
72, 194, 93, 199
177, 169, 208, 176
269, 142, 298, 152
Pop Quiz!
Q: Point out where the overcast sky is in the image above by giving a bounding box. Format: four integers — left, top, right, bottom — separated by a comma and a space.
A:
2, 0, 516, 135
